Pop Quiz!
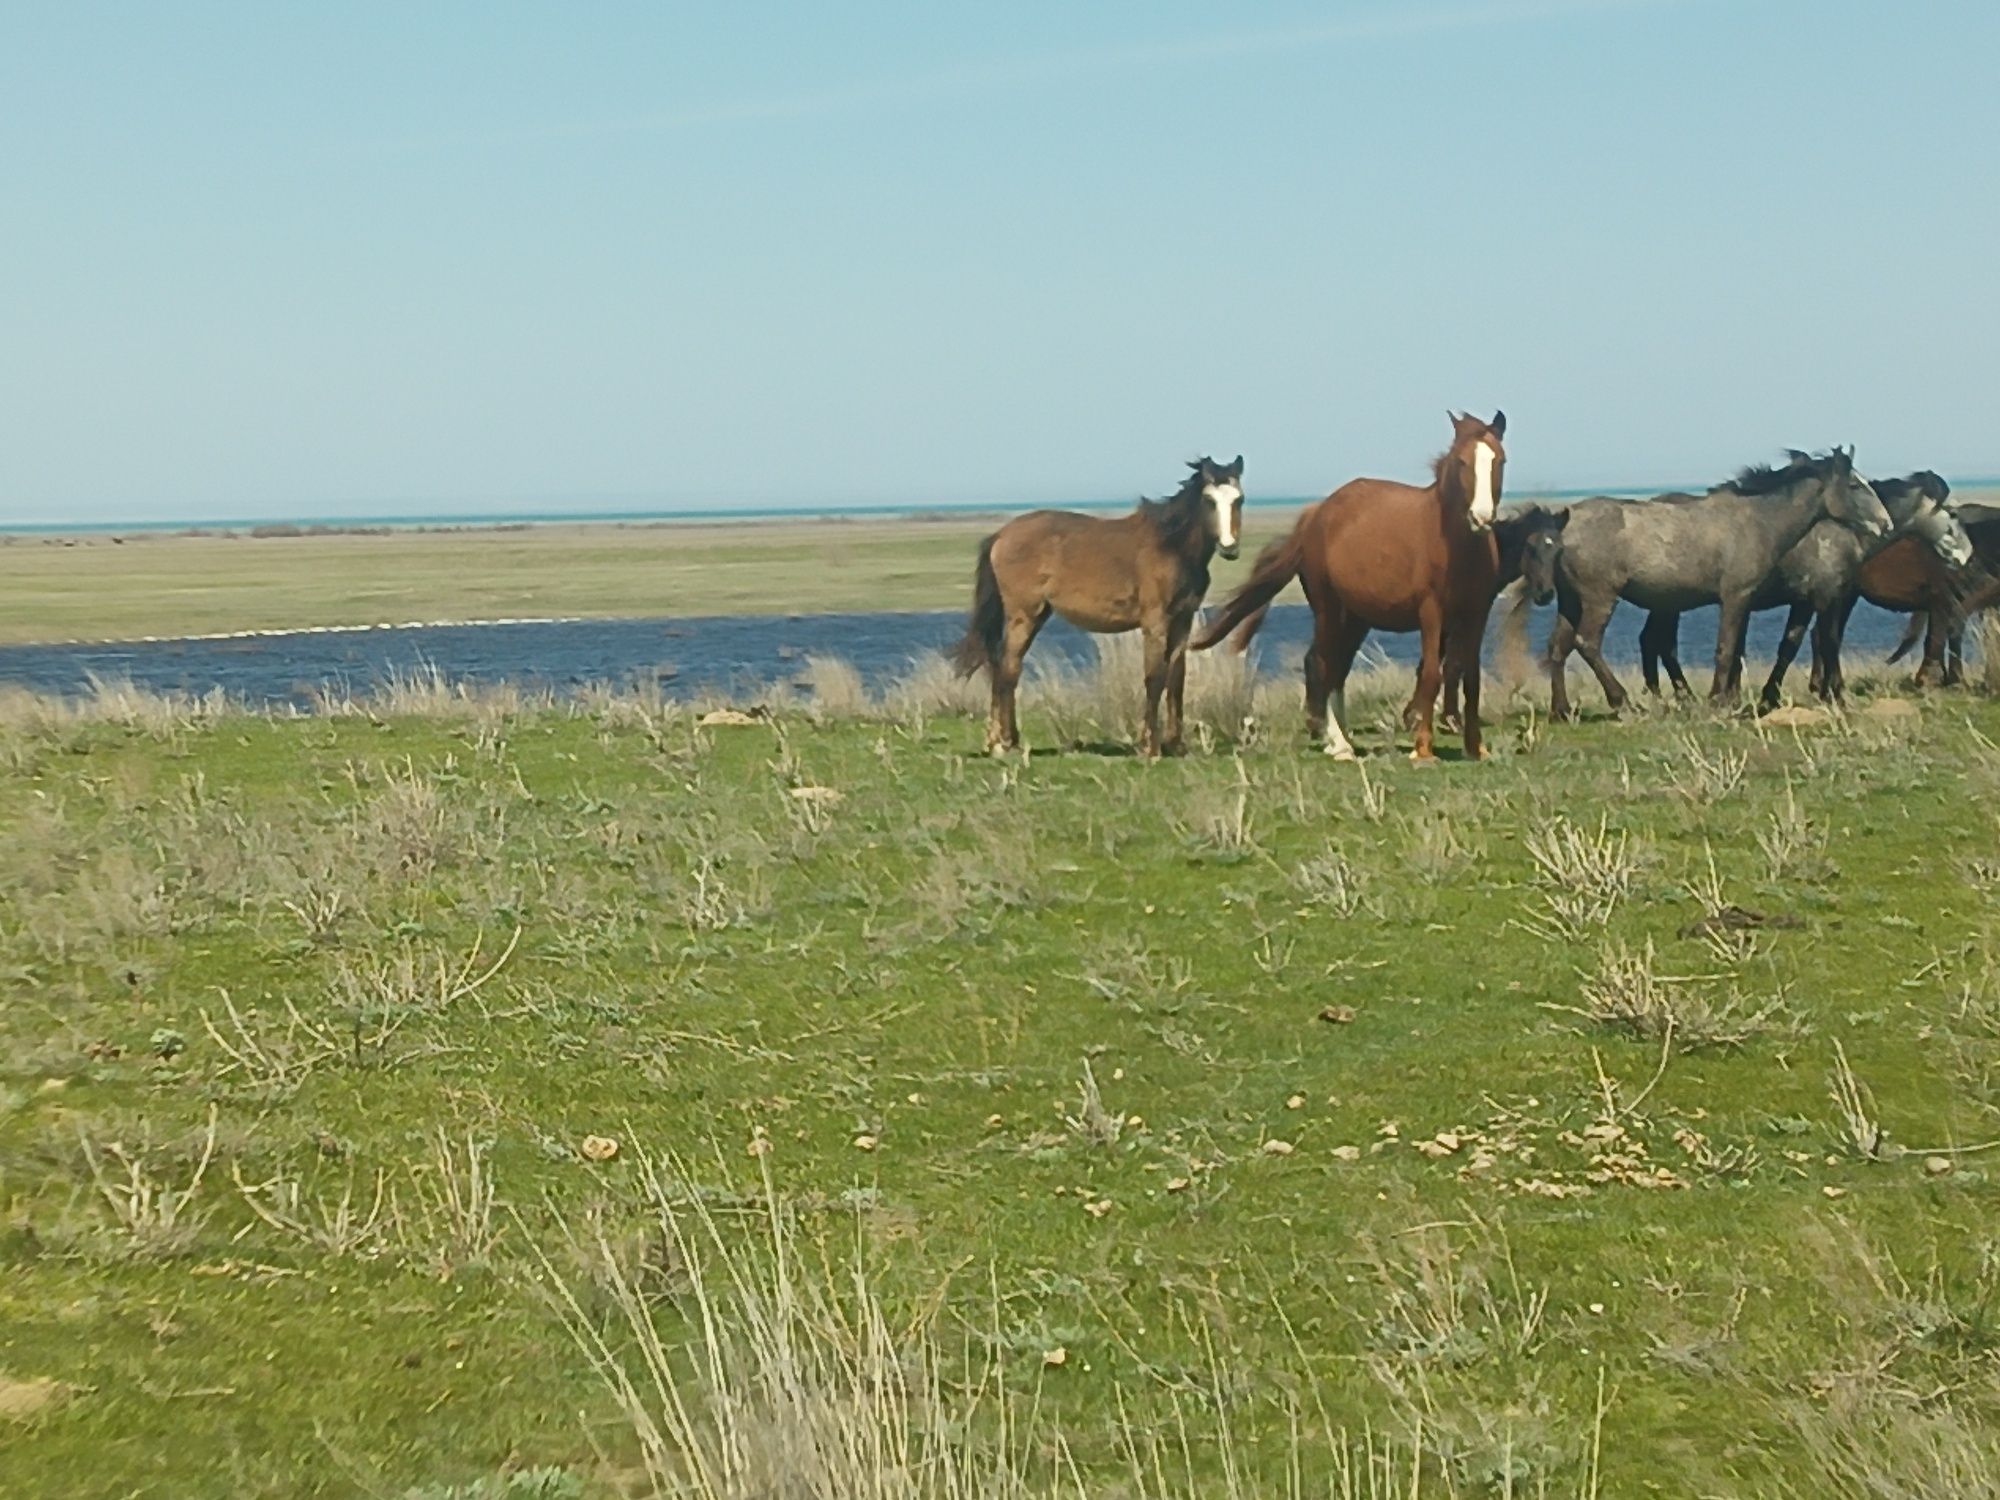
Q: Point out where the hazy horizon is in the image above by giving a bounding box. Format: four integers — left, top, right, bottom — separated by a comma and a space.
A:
6, 1, 1997, 524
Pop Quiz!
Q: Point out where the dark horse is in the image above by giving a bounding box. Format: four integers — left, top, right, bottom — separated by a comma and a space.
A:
950, 456, 1244, 757
1637, 471, 1969, 706
1195, 412, 1508, 762
1879, 502, 2000, 684
1438, 503, 1570, 728
1546, 449, 1889, 719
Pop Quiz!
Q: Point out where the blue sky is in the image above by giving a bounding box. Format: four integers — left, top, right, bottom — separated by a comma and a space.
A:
3, 1, 1995, 522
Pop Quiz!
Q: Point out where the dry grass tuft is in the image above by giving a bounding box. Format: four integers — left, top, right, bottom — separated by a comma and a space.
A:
1566, 939, 1790, 1052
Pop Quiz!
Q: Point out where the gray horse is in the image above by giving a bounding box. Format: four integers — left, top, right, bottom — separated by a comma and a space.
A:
1638, 470, 1972, 707
1546, 448, 1890, 719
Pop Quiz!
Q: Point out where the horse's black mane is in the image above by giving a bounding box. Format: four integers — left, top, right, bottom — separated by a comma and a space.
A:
1137, 465, 1212, 546
1723, 449, 1846, 497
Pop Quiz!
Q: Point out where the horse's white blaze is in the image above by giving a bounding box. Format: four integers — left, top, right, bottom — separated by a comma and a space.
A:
1469, 442, 1498, 529
1206, 483, 1242, 550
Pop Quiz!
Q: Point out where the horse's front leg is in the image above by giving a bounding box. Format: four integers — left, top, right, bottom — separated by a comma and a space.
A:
1409, 604, 1446, 762
1411, 625, 1462, 733
1572, 595, 1629, 712
1547, 607, 1579, 722
1160, 614, 1192, 755
1450, 608, 1492, 759
1138, 623, 1170, 759
1710, 595, 1749, 701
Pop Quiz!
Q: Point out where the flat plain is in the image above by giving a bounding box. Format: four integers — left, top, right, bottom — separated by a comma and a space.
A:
3, 654, 1999, 1498
5, 486, 1986, 645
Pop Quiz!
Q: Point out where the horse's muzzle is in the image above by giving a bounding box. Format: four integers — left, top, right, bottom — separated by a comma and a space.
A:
1218, 543, 1240, 561
1533, 586, 1556, 605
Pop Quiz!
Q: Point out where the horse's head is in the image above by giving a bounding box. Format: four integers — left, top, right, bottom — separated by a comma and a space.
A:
1898, 474, 1973, 569
1821, 447, 1892, 540
1505, 504, 1569, 604
1444, 411, 1508, 532
1188, 455, 1245, 560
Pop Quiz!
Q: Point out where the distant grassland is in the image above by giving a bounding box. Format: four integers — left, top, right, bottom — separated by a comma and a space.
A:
5, 483, 1996, 646
0, 517, 1013, 644
4, 658, 2000, 1496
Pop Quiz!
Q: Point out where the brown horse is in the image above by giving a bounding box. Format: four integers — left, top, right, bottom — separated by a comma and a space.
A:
950, 456, 1244, 757
1878, 504, 2000, 684
1195, 412, 1507, 762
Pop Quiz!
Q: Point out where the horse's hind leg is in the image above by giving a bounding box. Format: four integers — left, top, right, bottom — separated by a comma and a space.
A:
1317, 613, 1369, 761
1304, 605, 1339, 744
1760, 603, 1813, 709
1639, 612, 1689, 697
1638, 612, 1667, 695
988, 607, 1047, 753
1658, 616, 1693, 697
1913, 610, 1947, 687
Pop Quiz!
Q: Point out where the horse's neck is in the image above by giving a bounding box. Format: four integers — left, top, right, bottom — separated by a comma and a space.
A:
1432, 455, 1484, 536
1762, 482, 1836, 557
1154, 491, 1213, 565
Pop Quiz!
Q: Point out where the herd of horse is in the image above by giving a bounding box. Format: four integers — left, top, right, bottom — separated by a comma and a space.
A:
949, 414, 1996, 760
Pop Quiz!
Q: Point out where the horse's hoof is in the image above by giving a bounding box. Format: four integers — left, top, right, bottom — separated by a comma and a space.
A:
1466, 745, 1488, 761
1323, 744, 1357, 762
1408, 751, 1438, 767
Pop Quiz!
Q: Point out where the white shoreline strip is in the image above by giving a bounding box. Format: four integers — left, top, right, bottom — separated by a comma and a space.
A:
10, 615, 597, 649
0, 606, 971, 650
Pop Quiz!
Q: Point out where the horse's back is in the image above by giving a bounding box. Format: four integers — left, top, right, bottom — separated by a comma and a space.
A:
986, 508, 1154, 627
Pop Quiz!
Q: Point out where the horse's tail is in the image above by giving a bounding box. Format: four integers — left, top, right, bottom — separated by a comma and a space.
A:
1885, 610, 1927, 666
1493, 578, 1536, 691
1223, 603, 1272, 653
949, 535, 1004, 678
1193, 526, 1303, 652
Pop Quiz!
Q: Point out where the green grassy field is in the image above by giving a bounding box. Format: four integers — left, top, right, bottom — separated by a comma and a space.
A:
3, 662, 1999, 1498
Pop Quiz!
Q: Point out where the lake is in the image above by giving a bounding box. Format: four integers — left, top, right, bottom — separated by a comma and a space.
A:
0, 601, 1921, 706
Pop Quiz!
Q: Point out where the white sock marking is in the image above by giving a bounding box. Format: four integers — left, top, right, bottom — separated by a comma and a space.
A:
1323, 686, 1356, 760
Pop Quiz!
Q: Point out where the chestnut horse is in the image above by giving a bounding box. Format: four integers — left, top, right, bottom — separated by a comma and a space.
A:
950, 456, 1244, 757
1879, 503, 2000, 684
1195, 412, 1508, 762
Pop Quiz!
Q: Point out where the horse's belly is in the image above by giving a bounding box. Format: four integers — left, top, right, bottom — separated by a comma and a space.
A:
1053, 601, 1138, 633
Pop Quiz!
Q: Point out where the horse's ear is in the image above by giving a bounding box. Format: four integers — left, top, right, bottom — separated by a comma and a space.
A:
1228, 454, 1244, 477
1489, 410, 1506, 440
1553, 508, 1571, 531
